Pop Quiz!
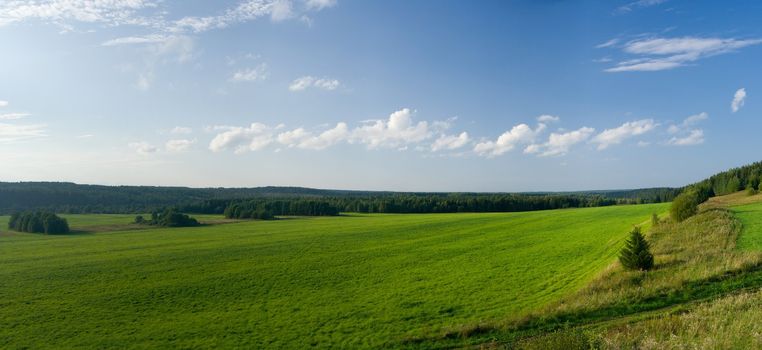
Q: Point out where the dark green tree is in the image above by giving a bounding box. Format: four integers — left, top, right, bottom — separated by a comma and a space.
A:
619, 227, 654, 271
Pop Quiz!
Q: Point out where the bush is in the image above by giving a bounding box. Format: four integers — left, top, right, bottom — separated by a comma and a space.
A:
619, 227, 654, 271
8, 211, 70, 234
651, 213, 660, 226
670, 190, 700, 222
136, 209, 200, 227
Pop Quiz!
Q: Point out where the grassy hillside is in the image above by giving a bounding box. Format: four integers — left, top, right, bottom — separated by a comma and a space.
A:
0, 204, 664, 349
503, 192, 762, 349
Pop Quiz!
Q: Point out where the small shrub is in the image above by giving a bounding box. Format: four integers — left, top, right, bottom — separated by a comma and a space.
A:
670, 190, 700, 222
619, 227, 654, 271
651, 213, 660, 226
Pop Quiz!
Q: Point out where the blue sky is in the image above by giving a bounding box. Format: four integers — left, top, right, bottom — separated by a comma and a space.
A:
0, 0, 760, 191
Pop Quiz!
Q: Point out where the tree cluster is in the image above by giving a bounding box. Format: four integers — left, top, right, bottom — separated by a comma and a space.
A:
135, 208, 200, 227
8, 211, 70, 234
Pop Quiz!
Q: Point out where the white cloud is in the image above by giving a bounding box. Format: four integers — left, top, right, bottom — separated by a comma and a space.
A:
0, 113, 31, 120
666, 112, 707, 146
616, 0, 668, 14
0, 0, 159, 27
732, 88, 747, 112
170, 126, 193, 134
524, 127, 595, 157
431, 132, 470, 152
289, 76, 341, 91
166, 139, 195, 152
596, 38, 620, 48
269, 0, 294, 21
0, 101, 8, 107
305, 0, 338, 10
0, 123, 47, 143
350, 108, 431, 149
591, 119, 657, 150
277, 122, 349, 150
208, 123, 274, 153
129, 141, 158, 154
102, 34, 168, 46
231, 64, 269, 82
474, 123, 546, 157
669, 129, 704, 146
537, 115, 560, 123
601, 37, 762, 72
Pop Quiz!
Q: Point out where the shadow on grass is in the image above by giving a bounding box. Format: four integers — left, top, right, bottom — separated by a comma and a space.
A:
404, 263, 762, 349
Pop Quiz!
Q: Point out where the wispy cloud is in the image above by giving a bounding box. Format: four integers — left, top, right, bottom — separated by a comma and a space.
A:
129, 141, 159, 154
669, 129, 704, 146
0, 123, 47, 143
0, 100, 8, 107
667, 112, 707, 146
600, 36, 762, 72
230, 64, 269, 82
732, 88, 747, 112
0, 113, 31, 120
615, 0, 668, 14
166, 139, 195, 152
289, 76, 341, 91
170, 126, 193, 134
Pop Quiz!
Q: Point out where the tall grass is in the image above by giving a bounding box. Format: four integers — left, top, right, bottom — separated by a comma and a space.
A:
504, 202, 762, 349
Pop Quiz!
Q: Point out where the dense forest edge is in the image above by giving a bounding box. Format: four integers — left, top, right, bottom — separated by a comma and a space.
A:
0, 181, 679, 215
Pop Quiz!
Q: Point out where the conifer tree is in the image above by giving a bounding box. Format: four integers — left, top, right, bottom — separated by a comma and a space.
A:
619, 227, 654, 271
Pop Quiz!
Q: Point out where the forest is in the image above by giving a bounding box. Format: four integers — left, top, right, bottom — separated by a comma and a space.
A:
0, 182, 680, 215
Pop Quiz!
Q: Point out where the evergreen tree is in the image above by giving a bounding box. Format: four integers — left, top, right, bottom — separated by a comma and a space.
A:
619, 227, 654, 271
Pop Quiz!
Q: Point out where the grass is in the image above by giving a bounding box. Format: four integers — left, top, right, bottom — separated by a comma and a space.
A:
731, 200, 762, 250
0, 204, 665, 349
503, 192, 762, 349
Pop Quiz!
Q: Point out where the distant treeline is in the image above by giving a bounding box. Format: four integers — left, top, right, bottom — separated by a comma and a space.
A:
688, 161, 762, 196
197, 190, 680, 217
0, 181, 680, 215
8, 211, 70, 234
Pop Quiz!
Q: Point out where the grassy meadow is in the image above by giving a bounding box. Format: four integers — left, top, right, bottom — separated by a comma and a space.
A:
0, 204, 665, 349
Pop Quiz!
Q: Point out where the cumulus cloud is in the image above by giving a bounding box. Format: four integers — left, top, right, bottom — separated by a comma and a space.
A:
129, 141, 158, 154
208, 123, 275, 153
289, 76, 341, 91
732, 88, 747, 113
431, 132, 470, 152
277, 122, 349, 150
474, 123, 546, 157
591, 119, 657, 150
0, 113, 31, 120
524, 127, 595, 157
0, 123, 47, 143
166, 139, 195, 152
350, 108, 431, 149
669, 129, 704, 146
230, 64, 269, 82
600, 37, 762, 72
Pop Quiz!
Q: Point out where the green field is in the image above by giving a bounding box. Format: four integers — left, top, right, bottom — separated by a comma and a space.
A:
0, 204, 666, 349
731, 201, 762, 250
